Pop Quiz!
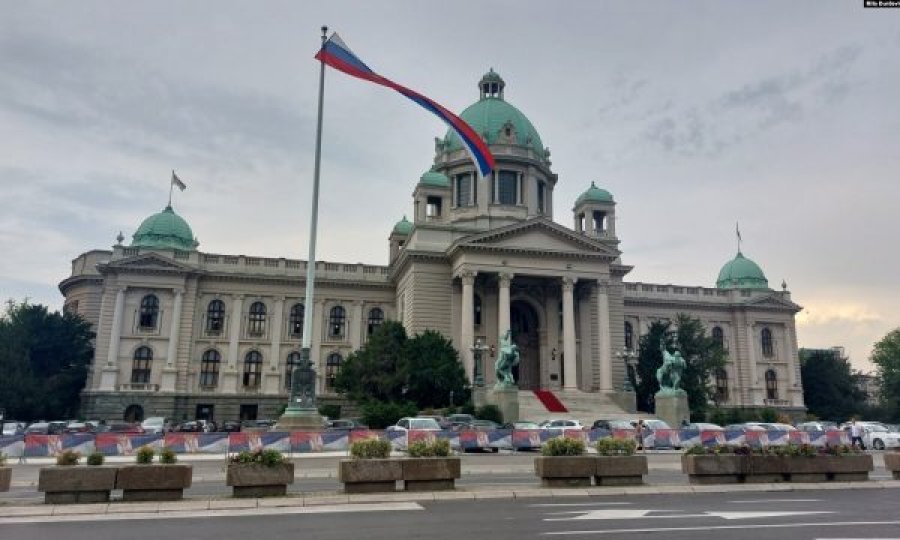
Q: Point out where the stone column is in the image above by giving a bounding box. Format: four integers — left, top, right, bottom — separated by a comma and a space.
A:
745, 321, 758, 404
350, 300, 364, 350
223, 294, 244, 393
262, 297, 284, 394
160, 289, 183, 392
99, 287, 126, 391
497, 272, 512, 338
460, 271, 476, 382
562, 277, 577, 389
596, 280, 613, 391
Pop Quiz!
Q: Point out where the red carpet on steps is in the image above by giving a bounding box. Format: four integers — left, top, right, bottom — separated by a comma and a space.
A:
533, 389, 568, 413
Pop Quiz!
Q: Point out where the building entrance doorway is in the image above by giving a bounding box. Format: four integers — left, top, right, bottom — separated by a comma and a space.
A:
510, 300, 540, 390
123, 404, 144, 422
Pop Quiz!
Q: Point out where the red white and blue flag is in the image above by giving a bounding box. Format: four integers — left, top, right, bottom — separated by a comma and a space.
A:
316, 33, 495, 178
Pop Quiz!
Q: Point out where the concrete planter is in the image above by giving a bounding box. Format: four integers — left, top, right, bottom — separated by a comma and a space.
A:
881, 452, 900, 480
226, 462, 295, 498
339, 459, 402, 493
116, 464, 193, 501
594, 455, 648, 486
682, 454, 873, 484
534, 456, 595, 488
401, 457, 461, 491
37, 466, 117, 504
0, 466, 10, 492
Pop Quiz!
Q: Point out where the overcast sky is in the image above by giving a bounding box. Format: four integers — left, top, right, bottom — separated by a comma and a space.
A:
1, 1, 898, 371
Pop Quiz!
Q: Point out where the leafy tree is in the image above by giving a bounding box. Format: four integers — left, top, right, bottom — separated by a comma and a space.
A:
799, 348, 867, 421
633, 315, 726, 418
0, 300, 94, 420
871, 328, 900, 421
334, 321, 470, 412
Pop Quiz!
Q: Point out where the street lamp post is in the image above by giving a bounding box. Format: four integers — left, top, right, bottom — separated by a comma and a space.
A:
471, 338, 488, 388
615, 348, 638, 392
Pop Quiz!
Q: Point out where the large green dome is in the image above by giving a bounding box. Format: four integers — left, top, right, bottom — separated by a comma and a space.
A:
419, 169, 450, 188
131, 205, 197, 250
443, 70, 544, 155
392, 215, 413, 236
716, 251, 769, 289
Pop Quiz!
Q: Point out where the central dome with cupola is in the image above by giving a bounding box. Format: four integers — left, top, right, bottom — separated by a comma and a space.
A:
442, 69, 546, 157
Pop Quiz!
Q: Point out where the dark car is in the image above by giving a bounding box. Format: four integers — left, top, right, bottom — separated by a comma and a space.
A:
107, 422, 145, 434
326, 419, 368, 431
47, 421, 69, 435
220, 420, 242, 432
174, 421, 204, 432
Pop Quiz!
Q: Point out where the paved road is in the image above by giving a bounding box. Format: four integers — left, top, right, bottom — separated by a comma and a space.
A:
2, 451, 893, 503
3, 488, 899, 539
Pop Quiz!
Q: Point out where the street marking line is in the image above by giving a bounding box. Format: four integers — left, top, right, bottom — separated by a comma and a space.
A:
545, 510, 832, 522
0, 502, 424, 525
728, 499, 822, 503
532, 502, 632, 508
543, 520, 900, 536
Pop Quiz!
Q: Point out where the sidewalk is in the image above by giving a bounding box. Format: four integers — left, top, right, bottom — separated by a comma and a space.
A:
2, 480, 899, 519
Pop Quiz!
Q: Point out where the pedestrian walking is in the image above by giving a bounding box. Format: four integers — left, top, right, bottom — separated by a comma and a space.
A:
849, 419, 865, 450
635, 419, 645, 451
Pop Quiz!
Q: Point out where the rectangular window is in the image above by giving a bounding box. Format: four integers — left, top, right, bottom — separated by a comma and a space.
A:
455, 174, 472, 207
537, 181, 545, 213
426, 196, 442, 217
497, 170, 518, 205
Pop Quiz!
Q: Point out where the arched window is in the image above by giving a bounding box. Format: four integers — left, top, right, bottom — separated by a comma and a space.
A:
325, 352, 343, 390
243, 350, 262, 387
714, 368, 729, 404
761, 327, 774, 357
285, 351, 302, 390
624, 321, 634, 350
765, 369, 778, 400
474, 294, 482, 326
367, 307, 384, 336
199, 349, 220, 387
712, 326, 724, 347
206, 300, 225, 335
247, 301, 267, 337
131, 346, 153, 384
139, 294, 159, 329
328, 306, 346, 339
289, 303, 304, 338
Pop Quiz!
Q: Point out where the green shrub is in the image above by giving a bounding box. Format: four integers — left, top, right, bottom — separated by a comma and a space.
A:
350, 438, 392, 459
407, 438, 452, 458
758, 408, 778, 423
159, 447, 178, 464
460, 402, 476, 416
596, 438, 637, 456
86, 451, 105, 466
359, 401, 418, 429
135, 446, 155, 464
230, 449, 286, 467
319, 404, 342, 420
56, 450, 80, 466
541, 437, 585, 456
475, 404, 503, 424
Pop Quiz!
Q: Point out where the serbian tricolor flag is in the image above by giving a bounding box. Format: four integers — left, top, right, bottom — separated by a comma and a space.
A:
316, 33, 495, 178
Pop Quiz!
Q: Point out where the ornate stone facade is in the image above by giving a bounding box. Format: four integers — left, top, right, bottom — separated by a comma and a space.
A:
61, 71, 805, 422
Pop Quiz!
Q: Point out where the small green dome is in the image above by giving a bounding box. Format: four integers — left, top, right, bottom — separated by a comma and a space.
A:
575, 182, 614, 206
392, 215, 413, 236
419, 169, 450, 188
443, 71, 544, 155
716, 251, 769, 289
131, 205, 197, 250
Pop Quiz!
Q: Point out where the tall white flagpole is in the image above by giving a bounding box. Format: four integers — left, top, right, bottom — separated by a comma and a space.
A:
288, 26, 328, 415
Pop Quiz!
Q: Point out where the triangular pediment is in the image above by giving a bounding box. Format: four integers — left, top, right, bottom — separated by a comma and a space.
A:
450, 218, 619, 258
104, 252, 196, 273
745, 293, 802, 311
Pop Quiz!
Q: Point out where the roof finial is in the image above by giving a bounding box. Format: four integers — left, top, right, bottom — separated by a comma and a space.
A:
735, 221, 742, 255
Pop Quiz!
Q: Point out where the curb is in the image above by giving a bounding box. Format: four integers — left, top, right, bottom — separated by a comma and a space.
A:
2, 480, 899, 519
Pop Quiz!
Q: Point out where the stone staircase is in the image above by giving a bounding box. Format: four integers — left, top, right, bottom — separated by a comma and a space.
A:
518, 389, 655, 426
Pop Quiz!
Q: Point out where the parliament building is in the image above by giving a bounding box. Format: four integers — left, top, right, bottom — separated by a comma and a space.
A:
60, 71, 806, 423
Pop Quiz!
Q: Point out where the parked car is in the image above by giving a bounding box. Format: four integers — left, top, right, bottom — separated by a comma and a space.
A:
416, 415, 451, 430
2, 421, 25, 436
107, 422, 145, 434
471, 419, 500, 431
859, 424, 900, 450
386, 417, 442, 432
505, 421, 541, 430
64, 422, 94, 434
141, 417, 173, 434
47, 421, 68, 435
24, 422, 50, 434
591, 419, 633, 431
447, 414, 476, 430
746, 422, 797, 432
540, 419, 585, 430
723, 423, 766, 432
797, 421, 838, 432
684, 422, 724, 431
175, 421, 204, 432
326, 419, 368, 431
219, 420, 242, 432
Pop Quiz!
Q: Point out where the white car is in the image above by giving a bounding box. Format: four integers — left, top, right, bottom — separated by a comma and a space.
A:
860, 424, 900, 450
540, 419, 585, 430
386, 417, 442, 432
140, 416, 172, 434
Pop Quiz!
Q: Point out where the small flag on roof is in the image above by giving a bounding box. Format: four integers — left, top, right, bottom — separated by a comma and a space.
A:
315, 32, 495, 178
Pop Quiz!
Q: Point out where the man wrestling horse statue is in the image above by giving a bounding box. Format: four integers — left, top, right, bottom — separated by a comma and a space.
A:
495, 329, 520, 389
656, 338, 686, 395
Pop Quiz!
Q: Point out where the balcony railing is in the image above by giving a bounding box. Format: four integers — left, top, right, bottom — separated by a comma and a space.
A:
117, 383, 160, 392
